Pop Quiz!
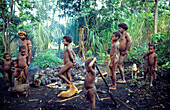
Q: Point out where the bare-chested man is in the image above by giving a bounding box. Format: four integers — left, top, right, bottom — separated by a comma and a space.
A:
17, 30, 32, 84
57, 35, 76, 85
108, 32, 120, 90
117, 23, 132, 83
143, 44, 157, 87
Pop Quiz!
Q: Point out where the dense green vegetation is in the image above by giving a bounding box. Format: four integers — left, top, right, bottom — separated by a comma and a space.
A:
0, 0, 169, 69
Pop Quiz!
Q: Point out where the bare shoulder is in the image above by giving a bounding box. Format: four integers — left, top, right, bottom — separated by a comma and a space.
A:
154, 53, 157, 57
27, 40, 32, 46
125, 32, 130, 38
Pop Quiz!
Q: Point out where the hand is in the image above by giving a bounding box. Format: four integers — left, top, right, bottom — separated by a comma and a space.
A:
154, 68, 157, 71
93, 57, 97, 62
73, 61, 76, 66
28, 62, 30, 66
109, 63, 113, 68
122, 51, 127, 56
146, 51, 150, 54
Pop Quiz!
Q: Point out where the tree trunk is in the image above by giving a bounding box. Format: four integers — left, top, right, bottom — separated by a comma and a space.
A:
0, 3, 7, 52
154, 0, 159, 34
78, 27, 85, 60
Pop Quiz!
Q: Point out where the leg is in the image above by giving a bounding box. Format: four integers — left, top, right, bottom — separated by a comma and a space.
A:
117, 53, 128, 82
57, 62, 73, 84
24, 67, 29, 84
110, 63, 117, 90
144, 67, 148, 81
67, 69, 72, 82
150, 75, 153, 87
149, 67, 154, 87
8, 72, 12, 87
4, 72, 9, 86
87, 87, 96, 110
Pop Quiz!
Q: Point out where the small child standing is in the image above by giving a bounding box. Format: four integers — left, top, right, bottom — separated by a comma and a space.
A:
109, 32, 120, 90
2, 53, 13, 87
143, 44, 157, 87
84, 57, 97, 110
13, 45, 29, 85
57, 35, 76, 85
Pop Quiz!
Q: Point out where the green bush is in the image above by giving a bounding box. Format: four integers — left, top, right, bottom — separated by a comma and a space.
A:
126, 43, 148, 64
151, 32, 170, 67
31, 50, 63, 68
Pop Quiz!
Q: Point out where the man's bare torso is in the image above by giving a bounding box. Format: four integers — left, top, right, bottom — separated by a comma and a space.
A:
19, 40, 31, 54
119, 35, 127, 52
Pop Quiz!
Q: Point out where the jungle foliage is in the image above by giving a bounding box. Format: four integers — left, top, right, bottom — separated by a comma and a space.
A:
0, 0, 169, 68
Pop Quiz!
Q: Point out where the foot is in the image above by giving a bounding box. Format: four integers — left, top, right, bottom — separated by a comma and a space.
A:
108, 84, 117, 87
108, 84, 113, 87
117, 80, 126, 83
149, 84, 153, 87
109, 86, 116, 90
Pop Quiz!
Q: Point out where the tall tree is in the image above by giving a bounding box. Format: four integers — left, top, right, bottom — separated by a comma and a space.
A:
154, 0, 159, 34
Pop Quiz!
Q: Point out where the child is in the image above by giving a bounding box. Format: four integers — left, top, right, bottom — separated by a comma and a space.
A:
143, 44, 157, 87
57, 35, 76, 85
84, 57, 97, 110
13, 45, 29, 85
109, 32, 120, 90
2, 53, 13, 87
117, 23, 132, 83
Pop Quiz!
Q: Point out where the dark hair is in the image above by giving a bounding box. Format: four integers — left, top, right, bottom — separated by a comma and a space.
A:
63, 35, 72, 43
3, 52, 10, 59
19, 45, 26, 52
118, 23, 128, 31
85, 57, 96, 69
149, 44, 156, 49
113, 32, 121, 38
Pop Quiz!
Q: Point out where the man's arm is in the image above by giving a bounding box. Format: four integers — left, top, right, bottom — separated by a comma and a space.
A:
125, 32, 132, 53
27, 40, 32, 66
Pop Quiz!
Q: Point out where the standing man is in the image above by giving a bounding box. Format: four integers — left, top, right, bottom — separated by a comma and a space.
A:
117, 23, 132, 83
17, 30, 32, 84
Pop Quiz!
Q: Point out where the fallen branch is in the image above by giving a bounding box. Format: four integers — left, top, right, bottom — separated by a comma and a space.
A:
96, 90, 107, 94
46, 82, 58, 87
29, 99, 39, 101
115, 97, 134, 110
99, 97, 111, 101
56, 95, 81, 103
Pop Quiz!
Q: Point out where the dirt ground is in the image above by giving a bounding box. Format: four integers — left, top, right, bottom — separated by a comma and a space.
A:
0, 64, 170, 110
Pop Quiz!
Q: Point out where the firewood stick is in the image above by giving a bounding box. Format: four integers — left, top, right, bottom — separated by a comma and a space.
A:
56, 95, 80, 103
99, 97, 111, 101
95, 93, 100, 100
46, 82, 58, 86
29, 99, 39, 101
115, 97, 134, 110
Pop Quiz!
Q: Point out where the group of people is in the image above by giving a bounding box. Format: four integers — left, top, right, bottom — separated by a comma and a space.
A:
1, 22, 157, 110
55, 23, 157, 110
2, 30, 32, 89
